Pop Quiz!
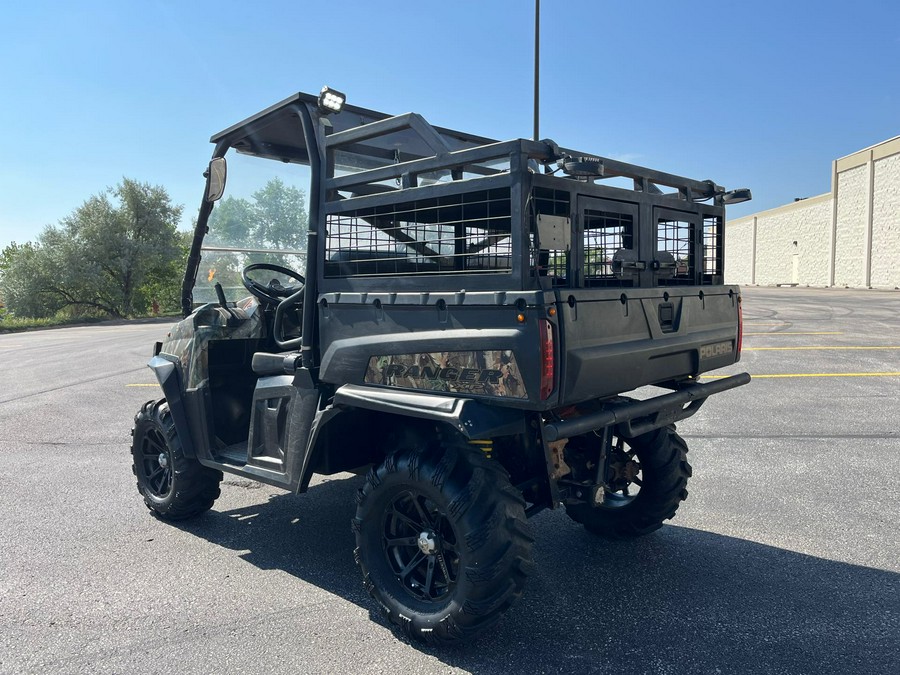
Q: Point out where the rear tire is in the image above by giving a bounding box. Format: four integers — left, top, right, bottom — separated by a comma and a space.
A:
566, 426, 691, 539
353, 436, 534, 644
131, 399, 222, 520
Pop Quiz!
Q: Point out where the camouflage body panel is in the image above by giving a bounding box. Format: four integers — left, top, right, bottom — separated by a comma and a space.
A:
365, 350, 527, 399
160, 299, 263, 389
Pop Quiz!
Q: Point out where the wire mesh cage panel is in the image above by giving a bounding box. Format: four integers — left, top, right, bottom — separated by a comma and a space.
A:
531, 187, 570, 283
532, 187, 569, 217
656, 217, 695, 286
325, 188, 512, 277
584, 209, 635, 287
702, 216, 723, 283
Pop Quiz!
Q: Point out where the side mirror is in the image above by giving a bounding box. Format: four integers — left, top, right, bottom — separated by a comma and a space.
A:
205, 157, 227, 202
722, 188, 752, 205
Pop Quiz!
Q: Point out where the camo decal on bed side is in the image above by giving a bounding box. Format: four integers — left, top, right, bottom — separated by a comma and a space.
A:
365, 350, 526, 399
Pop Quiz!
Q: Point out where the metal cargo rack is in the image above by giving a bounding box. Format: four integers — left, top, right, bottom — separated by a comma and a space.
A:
207, 92, 748, 295
319, 111, 740, 292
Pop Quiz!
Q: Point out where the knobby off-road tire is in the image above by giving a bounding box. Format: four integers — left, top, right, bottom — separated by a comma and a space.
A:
353, 438, 534, 644
131, 399, 222, 520
566, 426, 691, 539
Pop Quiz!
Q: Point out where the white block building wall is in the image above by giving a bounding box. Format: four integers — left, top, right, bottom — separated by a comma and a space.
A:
724, 218, 754, 282
871, 153, 900, 287
725, 136, 900, 289
833, 166, 868, 287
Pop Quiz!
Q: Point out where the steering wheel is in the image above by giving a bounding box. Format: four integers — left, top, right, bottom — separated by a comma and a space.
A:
241, 263, 305, 306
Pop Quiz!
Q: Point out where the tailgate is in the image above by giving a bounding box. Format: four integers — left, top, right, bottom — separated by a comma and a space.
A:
556, 286, 741, 404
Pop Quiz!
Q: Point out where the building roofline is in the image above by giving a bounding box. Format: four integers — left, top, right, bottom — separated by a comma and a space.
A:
835, 135, 900, 161
726, 192, 831, 224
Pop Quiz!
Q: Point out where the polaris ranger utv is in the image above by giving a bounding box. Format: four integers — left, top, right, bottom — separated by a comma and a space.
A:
131, 87, 751, 644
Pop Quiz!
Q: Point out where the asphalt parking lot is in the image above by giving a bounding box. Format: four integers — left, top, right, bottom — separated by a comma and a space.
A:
0, 287, 897, 674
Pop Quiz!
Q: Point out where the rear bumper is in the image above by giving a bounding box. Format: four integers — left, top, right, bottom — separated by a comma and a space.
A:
542, 372, 750, 441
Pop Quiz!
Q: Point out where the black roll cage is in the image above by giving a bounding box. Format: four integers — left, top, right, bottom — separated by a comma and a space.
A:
183, 90, 733, 369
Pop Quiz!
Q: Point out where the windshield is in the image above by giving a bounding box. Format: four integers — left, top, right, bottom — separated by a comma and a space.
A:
194, 151, 311, 305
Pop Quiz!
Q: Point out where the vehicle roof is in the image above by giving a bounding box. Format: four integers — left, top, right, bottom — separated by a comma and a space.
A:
209, 91, 499, 165
208, 91, 729, 202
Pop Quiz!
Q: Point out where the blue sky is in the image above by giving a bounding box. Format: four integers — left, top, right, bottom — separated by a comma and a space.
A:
1, 0, 898, 249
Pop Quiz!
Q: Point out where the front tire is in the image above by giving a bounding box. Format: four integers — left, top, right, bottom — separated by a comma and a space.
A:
131, 399, 222, 520
566, 426, 691, 539
353, 437, 534, 644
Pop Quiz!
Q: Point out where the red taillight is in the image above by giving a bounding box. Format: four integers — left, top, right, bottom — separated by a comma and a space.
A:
736, 296, 743, 360
540, 319, 555, 400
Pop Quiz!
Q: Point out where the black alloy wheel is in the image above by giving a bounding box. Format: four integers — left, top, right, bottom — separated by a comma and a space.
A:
381, 489, 460, 602
136, 425, 174, 499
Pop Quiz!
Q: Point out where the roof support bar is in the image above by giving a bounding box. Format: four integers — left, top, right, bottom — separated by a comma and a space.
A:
326, 112, 451, 157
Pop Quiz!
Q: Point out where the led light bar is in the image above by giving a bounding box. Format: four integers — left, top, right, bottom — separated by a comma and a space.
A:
317, 86, 346, 115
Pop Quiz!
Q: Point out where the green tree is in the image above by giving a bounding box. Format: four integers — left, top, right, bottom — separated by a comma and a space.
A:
205, 195, 255, 248
0, 241, 65, 319
201, 177, 308, 302
252, 176, 308, 250
139, 229, 191, 314
207, 177, 307, 250
0, 179, 185, 319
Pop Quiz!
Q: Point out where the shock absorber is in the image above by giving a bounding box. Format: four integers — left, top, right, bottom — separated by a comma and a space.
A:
468, 439, 494, 459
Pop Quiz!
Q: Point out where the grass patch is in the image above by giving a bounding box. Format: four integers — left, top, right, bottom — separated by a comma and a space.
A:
0, 314, 109, 332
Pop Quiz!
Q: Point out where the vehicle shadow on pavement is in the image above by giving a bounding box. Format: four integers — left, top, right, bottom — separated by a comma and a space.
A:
175, 477, 899, 675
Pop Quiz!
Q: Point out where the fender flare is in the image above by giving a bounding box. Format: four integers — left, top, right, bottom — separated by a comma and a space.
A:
297, 384, 528, 493
148, 365, 531, 483
332, 384, 527, 439
148, 355, 197, 458
297, 384, 529, 492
